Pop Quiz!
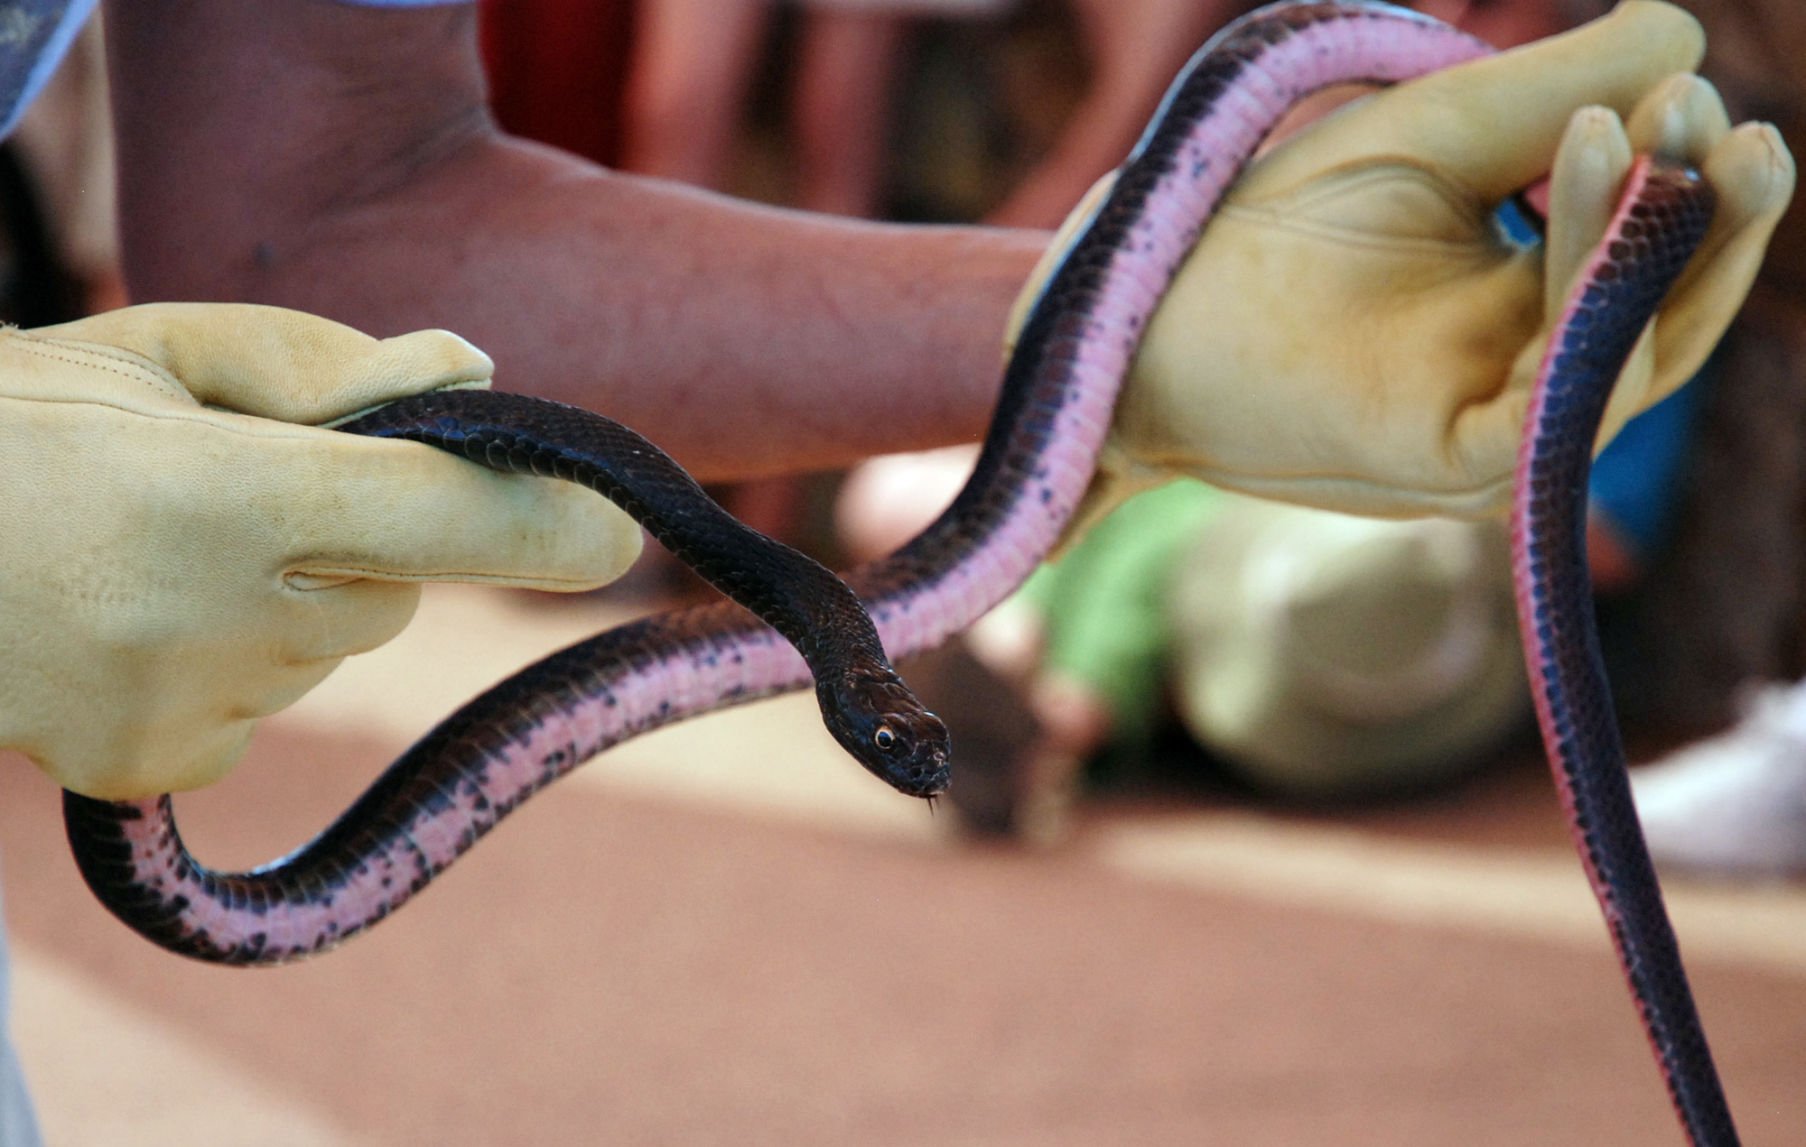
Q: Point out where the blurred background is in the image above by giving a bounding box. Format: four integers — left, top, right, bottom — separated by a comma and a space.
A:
3, 1, 1806, 1143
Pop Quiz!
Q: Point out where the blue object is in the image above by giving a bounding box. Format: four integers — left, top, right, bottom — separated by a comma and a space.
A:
1590, 366, 1708, 558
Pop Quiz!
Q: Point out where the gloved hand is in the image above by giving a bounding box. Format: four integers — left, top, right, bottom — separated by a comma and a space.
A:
0, 303, 643, 799
1016, 0, 1795, 527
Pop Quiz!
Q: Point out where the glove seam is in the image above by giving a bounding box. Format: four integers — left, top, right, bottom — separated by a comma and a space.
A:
283, 567, 608, 591
0, 391, 342, 444
5, 337, 191, 404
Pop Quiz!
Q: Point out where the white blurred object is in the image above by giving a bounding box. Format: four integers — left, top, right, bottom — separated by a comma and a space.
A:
1634, 680, 1806, 879
834, 445, 977, 561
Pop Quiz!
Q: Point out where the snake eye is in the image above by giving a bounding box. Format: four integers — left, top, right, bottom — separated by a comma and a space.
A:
873, 725, 898, 752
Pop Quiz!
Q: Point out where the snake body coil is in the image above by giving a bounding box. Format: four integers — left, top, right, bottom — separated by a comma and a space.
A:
63, 4, 1737, 1142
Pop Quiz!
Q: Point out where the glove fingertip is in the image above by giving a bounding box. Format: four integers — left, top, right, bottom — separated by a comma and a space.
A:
1625, 73, 1731, 163
343, 329, 496, 409
1706, 122, 1796, 223
1545, 108, 1632, 319
376, 328, 495, 382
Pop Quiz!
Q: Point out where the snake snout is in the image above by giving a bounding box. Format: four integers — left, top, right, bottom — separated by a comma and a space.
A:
906, 740, 953, 800
887, 710, 952, 799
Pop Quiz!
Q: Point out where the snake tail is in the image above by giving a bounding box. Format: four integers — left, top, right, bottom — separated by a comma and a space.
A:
1511, 158, 1733, 1145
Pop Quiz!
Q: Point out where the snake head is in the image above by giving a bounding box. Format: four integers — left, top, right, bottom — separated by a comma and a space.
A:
822, 667, 951, 799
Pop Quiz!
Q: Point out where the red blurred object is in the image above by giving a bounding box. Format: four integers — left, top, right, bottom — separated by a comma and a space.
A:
478, 0, 637, 165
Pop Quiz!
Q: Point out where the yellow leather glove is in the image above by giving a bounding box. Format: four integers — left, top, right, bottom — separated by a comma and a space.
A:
1016, 0, 1795, 528
0, 303, 643, 799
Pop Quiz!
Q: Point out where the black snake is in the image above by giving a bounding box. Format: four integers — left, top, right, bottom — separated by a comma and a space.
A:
63, 4, 1738, 1142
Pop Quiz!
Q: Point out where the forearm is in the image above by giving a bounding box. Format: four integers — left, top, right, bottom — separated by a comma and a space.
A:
105, 0, 1045, 481
177, 146, 1041, 481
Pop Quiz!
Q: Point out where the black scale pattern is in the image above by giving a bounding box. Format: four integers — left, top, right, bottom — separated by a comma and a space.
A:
1516, 164, 1735, 1145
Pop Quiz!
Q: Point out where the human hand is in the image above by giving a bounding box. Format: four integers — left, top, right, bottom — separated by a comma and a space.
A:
1019, 1, 1793, 525
0, 303, 642, 798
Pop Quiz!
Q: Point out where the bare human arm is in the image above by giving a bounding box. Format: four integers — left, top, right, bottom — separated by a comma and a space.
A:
103, 0, 1045, 483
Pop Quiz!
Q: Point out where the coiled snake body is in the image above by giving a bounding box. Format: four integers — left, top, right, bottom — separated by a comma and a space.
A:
63, 3, 1737, 1142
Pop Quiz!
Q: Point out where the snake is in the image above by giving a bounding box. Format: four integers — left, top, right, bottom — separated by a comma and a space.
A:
60, 2, 1735, 1142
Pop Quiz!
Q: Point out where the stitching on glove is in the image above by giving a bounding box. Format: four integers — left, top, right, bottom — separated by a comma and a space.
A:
284, 566, 607, 591
8, 337, 187, 400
